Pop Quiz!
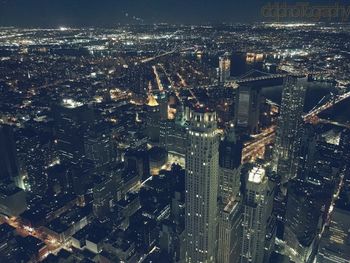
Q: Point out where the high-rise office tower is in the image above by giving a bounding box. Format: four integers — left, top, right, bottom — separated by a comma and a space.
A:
13, 127, 56, 194
158, 92, 171, 158
160, 102, 188, 166
217, 201, 242, 263
235, 85, 261, 134
145, 93, 161, 142
159, 221, 182, 262
284, 179, 324, 262
297, 124, 317, 180
185, 106, 220, 263
84, 128, 117, 168
125, 64, 149, 95
241, 166, 275, 263
317, 207, 350, 263
219, 53, 231, 84
0, 181, 27, 217
339, 129, 350, 166
272, 75, 307, 183
92, 169, 122, 220
66, 159, 94, 195
0, 125, 19, 181
218, 128, 242, 202
53, 99, 95, 162
158, 92, 169, 121
217, 127, 243, 263
124, 148, 150, 181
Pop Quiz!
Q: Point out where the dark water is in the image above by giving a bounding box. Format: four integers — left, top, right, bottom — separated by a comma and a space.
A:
230, 57, 350, 123
262, 82, 350, 123
320, 98, 350, 123
261, 82, 336, 112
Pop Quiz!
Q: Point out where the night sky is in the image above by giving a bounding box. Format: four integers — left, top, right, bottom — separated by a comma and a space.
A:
0, 0, 345, 27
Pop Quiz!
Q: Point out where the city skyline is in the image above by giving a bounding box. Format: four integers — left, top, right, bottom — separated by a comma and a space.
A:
0, 4, 350, 263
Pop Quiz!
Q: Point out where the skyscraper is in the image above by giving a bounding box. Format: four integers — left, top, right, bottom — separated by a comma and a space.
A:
185, 106, 220, 263
317, 207, 350, 263
92, 169, 121, 220
272, 75, 307, 183
158, 92, 169, 121
234, 85, 261, 134
241, 166, 275, 263
217, 201, 242, 263
53, 99, 95, 162
124, 148, 150, 181
84, 128, 117, 168
217, 127, 243, 263
145, 93, 161, 143
339, 129, 350, 167
0, 125, 19, 181
219, 53, 231, 84
160, 101, 188, 166
284, 179, 324, 262
218, 127, 242, 202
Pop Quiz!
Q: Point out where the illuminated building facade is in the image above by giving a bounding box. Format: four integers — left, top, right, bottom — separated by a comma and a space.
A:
284, 179, 323, 262
185, 107, 220, 263
145, 94, 161, 143
317, 208, 350, 263
272, 75, 307, 182
219, 53, 231, 84
241, 166, 275, 263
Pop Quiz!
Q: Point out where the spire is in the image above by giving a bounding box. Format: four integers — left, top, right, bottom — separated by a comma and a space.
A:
147, 93, 159, 107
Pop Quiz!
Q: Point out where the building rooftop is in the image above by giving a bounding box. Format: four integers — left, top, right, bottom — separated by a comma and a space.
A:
0, 181, 23, 198
248, 166, 266, 184
62, 98, 84, 109
318, 208, 350, 261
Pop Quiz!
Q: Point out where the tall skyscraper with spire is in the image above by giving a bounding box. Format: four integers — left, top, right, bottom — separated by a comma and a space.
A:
272, 75, 307, 183
185, 106, 220, 263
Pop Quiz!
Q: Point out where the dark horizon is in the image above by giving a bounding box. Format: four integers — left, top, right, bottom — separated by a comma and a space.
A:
0, 0, 347, 27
